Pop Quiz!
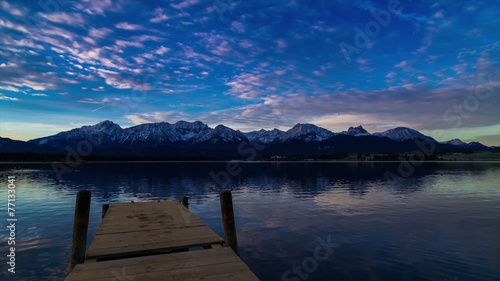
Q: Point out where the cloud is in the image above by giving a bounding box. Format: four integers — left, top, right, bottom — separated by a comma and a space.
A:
0, 121, 112, 141
354, 0, 377, 13
125, 114, 154, 124
77, 97, 121, 104
356, 57, 368, 65
131, 35, 163, 42
433, 11, 444, 19
224, 68, 299, 99
154, 46, 170, 55
114, 40, 144, 49
413, 45, 428, 54
94, 67, 151, 91
0, 18, 29, 33
125, 112, 186, 124
392, 11, 429, 33
196, 33, 240, 59
0, 1, 27, 16
227, 83, 500, 131
0, 94, 19, 101
0, 0, 498, 145
171, 0, 200, 9
82, 36, 96, 45
231, 21, 245, 33
96, 69, 130, 89
38, 12, 86, 26
115, 22, 144, 30
465, 5, 477, 12
39, 25, 76, 41
466, 133, 500, 146
309, 113, 407, 133
275, 39, 287, 51
0, 84, 23, 93
3, 79, 56, 91
225, 73, 268, 99
239, 39, 254, 49
395, 60, 408, 68
150, 7, 169, 23
385, 71, 397, 79
74, 0, 122, 16
91, 86, 105, 92
88, 27, 113, 38
453, 63, 467, 76
81, 48, 102, 60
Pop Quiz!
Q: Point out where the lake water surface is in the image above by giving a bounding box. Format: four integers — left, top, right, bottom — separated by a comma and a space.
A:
0, 162, 499, 281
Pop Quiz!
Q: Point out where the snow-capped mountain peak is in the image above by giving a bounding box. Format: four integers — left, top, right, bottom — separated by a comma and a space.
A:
31, 120, 123, 146
284, 123, 334, 142
172, 121, 210, 141
193, 125, 247, 143
119, 121, 214, 143
82, 120, 123, 135
373, 127, 436, 142
173, 120, 208, 131
341, 125, 370, 136
244, 128, 286, 143
214, 125, 245, 140
119, 122, 175, 143
441, 139, 493, 151
443, 139, 467, 146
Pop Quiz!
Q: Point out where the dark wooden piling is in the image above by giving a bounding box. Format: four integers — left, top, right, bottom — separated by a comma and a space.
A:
68, 190, 92, 273
181, 196, 189, 209
101, 204, 109, 219
220, 191, 238, 255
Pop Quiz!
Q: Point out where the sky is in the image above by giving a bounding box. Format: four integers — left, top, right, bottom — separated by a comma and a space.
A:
0, 0, 499, 145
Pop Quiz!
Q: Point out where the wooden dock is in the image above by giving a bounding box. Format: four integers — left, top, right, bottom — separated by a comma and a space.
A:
65, 193, 260, 281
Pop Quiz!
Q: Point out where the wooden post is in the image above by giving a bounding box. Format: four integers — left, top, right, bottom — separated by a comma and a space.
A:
68, 190, 91, 273
220, 191, 238, 255
181, 196, 189, 209
101, 204, 109, 219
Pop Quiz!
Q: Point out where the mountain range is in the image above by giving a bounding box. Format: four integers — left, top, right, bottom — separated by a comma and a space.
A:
0, 120, 494, 160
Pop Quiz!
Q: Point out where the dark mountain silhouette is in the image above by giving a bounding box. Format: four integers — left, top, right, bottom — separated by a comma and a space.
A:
0, 120, 494, 160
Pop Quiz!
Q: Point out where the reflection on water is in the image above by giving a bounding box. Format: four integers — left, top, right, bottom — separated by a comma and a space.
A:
0, 162, 499, 281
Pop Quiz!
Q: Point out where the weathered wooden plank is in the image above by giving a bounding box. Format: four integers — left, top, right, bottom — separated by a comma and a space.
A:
97, 203, 200, 231
87, 236, 224, 260
95, 220, 207, 235
179, 271, 260, 281
211, 244, 223, 249
87, 217, 223, 258
69, 248, 243, 280
102, 206, 185, 216
91, 225, 221, 246
106, 201, 182, 210
100, 209, 202, 222
89, 202, 222, 249
73, 247, 227, 272
67, 261, 258, 281
101, 208, 187, 220
95, 209, 206, 233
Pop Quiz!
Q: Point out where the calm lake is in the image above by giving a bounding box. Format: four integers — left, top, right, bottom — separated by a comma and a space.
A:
0, 162, 499, 281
